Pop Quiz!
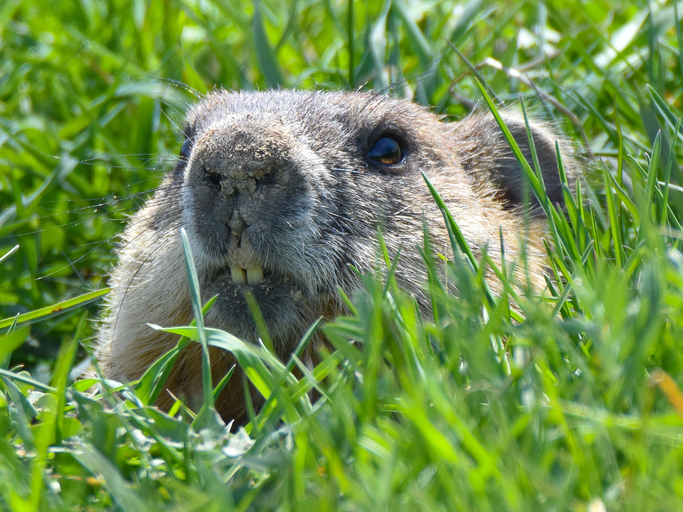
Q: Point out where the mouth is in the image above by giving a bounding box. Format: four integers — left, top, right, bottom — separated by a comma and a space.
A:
229, 263, 265, 285
214, 262, 300, 297
202, 261, 313, 351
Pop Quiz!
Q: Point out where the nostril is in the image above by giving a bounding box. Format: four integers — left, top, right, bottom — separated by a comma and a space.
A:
204, 171, 222, 189
253, 167, 278, 188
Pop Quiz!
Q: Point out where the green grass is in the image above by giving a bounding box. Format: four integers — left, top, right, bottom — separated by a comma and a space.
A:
2, 0, 683, 510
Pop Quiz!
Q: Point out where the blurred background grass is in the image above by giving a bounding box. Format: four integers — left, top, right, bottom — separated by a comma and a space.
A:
3, 0, 683, 509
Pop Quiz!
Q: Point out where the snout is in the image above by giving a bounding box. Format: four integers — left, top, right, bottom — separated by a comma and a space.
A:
183, 120, 313, 274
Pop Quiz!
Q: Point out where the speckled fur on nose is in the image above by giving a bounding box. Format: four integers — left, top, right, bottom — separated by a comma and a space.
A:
187, 118, 305, 243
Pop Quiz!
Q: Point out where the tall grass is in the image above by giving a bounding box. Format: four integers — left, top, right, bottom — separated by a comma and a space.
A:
2, 0, 683, 510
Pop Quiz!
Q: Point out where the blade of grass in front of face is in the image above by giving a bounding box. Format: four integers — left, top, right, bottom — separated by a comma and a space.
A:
519, 97, 569, 249
261, 317, 324, 413
158, 325, 278, 404
192, 365, 235, 430
139, 295, 217, 405
376, 229, 403, 299
243, 289, 274, 353
421, 172, 478, 271
475, 81, 544, 208
180, 227, 214, 414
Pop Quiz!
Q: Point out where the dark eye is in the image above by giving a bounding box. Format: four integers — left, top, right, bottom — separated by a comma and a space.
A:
180, 138, 193, 159
367, 137, 403, 165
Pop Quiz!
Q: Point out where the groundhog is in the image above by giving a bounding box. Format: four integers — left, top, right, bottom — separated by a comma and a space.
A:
95, 90, 577, 421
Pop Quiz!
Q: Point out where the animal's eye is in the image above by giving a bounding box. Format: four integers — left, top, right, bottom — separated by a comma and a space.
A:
367, 137, 403, 165
180, 138, 193, 158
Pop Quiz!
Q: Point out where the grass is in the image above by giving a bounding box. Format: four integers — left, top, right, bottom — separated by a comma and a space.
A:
2, 0, 683, 510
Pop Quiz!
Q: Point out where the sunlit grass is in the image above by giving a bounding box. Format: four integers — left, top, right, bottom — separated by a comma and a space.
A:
2, 0, 683, 510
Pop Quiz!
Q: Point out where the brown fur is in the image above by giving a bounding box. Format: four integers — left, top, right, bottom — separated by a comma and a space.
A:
96, 90, 578, 420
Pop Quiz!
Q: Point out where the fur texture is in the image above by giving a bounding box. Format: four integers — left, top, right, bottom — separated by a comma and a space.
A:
96, 90, 578, 420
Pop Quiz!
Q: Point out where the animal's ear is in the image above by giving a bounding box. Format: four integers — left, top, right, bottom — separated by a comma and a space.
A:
454, 112, 577, 209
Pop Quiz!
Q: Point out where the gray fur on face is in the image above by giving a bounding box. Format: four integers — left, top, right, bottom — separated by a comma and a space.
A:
96, 90, 578, 420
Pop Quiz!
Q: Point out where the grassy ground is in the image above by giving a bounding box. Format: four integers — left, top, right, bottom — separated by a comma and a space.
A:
2, 0, 683, 510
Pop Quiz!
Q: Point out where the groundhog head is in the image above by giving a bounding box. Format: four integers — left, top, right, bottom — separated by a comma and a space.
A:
96, 90, 577, 420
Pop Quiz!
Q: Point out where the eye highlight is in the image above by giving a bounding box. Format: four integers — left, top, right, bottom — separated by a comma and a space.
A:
367, 137, 404, 166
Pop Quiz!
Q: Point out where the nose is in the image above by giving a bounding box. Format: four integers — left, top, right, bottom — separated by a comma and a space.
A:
189, 121, 297, 237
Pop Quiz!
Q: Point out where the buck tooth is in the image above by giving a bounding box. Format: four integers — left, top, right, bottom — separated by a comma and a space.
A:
231, 266, 247, 284
246, 264, 264, 284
